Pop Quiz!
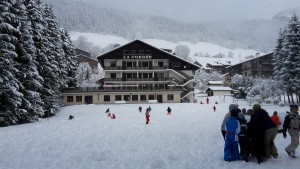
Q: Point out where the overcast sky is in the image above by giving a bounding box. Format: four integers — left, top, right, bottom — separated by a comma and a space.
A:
83, 0, 300, 22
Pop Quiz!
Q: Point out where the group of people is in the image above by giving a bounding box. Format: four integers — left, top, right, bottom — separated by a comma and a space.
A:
221, 103, 300, 164
105, 108, 116, 119
105, 106, 172, 124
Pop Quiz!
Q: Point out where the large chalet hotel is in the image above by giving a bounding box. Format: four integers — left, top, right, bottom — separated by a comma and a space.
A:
63, 40, 200, 105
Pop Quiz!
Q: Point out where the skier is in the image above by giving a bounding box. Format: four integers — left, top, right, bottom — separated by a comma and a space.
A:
206, 97, 209, 104
138, 106, 142, 113
213, 105, 216, 112
69, 115, 74, 120
224, 109, 241, 162
215, 101, 218, 104
167, 107, 172, 115
107, 113, 111, 118
283, 105, 300, 157
200, 101, 203, 104
105, 108, 110, 113
145, 108, 150, 124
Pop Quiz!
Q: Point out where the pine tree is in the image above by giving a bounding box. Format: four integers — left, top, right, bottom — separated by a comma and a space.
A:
60, 29, 78, 87
12, 0, 44, 122
0, 0, 26, 126
281, 14, 300, 103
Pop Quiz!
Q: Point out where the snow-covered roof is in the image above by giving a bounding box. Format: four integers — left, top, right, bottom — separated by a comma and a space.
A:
207, 81, 223, 85
226, 53, 273, 68
207, 87, 233, 91
97, 39, 201, 69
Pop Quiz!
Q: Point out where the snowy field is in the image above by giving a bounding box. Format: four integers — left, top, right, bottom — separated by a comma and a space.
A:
0, 96, 298, 169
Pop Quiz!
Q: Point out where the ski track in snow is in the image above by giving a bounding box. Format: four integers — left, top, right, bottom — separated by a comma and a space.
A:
0, 96, 298, 169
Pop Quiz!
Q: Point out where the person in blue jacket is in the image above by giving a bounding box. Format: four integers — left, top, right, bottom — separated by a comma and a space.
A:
224, 109, 241, 161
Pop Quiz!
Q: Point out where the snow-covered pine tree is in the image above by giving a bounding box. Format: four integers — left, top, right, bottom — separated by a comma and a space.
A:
281, 14, 300, 103
12, 0, 44, 122
60, 29, 78, 87
44, 5, 67, 88
25, 0, 58, 116
35, 4, 67, 114
0, 0, 26, 126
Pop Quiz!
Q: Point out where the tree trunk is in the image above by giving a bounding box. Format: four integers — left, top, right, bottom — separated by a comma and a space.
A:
287, 92, 291, 103
291, 92, 295, 103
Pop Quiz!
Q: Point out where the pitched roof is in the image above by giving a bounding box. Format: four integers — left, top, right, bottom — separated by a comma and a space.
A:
97, 39, 201, 69
226, 53, 273, 69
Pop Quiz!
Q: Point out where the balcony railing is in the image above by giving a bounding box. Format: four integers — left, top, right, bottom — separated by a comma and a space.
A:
104, 77, 169, 82
104, 66, 169, 70
62, 86, 183, 93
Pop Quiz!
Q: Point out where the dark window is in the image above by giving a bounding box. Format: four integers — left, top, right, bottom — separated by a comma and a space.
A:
111, 73, 116, 79
67, 96, 73, 102
139, 50, 144, 54
127, 73, 133, 78
142, 62, 149, 67
123, 50, 128, 54
131, 50, 136, 54
124, 95, 130, 101
157, 73, 164, 78
115, 95, 122, 101
76, 96, 82, 102
132, 95, 138, 101
143, 73, 148, 78
146, 50, 151, 54
140, 95, 146, 101
127, 62, 133, 67
110, 61, 116, 67
104, 95, 110, 102
133, 62, 137, 67
158, 62, 164, 67
133, 73, 137, 78
148, 95, 155, 100
167, 94, 174, 100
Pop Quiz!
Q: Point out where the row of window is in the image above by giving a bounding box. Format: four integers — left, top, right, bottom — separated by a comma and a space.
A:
66, 94, 174, 103
104, 94, 174, 102
110, 61, 180, 68
110, 73, 165, 79
67, 96, 82, 102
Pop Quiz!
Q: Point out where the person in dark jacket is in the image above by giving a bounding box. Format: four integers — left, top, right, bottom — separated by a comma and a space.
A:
247, 104, 266, 164
238, 113, 249, 162
138, 106, 142, 113
224, 110, 241, 161
167, 107, 172, 115
283, 104, 300, 157
248, 104, 278, 163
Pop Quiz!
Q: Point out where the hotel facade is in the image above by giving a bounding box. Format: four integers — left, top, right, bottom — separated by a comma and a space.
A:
62, 40, 200, 105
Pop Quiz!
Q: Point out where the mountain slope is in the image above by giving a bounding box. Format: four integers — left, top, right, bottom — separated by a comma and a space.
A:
45, 0, 294, 52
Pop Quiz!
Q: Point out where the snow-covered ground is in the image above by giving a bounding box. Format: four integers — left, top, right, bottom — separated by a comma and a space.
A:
69, 32, 262, 66
0, 96, 297, 169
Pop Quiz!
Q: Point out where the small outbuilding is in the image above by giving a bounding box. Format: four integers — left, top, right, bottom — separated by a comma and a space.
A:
206, 86, 233, 96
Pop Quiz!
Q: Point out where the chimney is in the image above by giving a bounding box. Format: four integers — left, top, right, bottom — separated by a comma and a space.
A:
255, 53, 260, 57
